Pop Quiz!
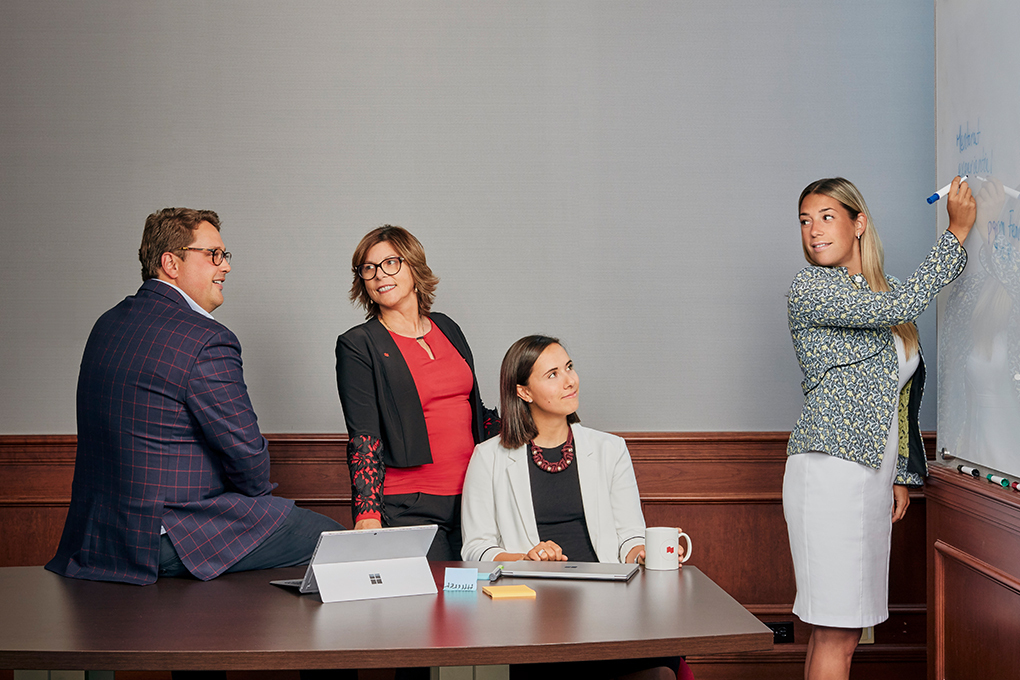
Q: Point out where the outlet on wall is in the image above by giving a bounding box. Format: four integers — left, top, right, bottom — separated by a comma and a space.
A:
765, 621, 795, 644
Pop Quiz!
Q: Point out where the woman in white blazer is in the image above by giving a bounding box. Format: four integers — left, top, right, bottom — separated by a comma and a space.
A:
460, 335, 688, 680
461, 335, 647, 564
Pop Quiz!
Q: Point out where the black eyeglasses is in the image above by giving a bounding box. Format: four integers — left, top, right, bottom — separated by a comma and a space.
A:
176, 247, 231, 265
356, 256, 404, 280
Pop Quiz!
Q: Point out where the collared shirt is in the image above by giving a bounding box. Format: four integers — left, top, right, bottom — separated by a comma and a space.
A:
154, 279, 215, 320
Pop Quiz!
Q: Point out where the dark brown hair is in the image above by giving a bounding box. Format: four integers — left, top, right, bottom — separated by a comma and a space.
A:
138, 208, 221, 281
499, 335, 580, 449
348, 225, 439, 319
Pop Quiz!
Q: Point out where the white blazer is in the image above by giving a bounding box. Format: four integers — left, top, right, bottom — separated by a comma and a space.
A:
461, 424, 646, 563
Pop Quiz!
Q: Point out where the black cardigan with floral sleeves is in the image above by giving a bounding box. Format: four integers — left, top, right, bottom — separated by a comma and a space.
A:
336, 312, 498, 520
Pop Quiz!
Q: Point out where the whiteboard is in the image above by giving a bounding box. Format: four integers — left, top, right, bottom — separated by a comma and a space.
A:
936, 0, 1020, 478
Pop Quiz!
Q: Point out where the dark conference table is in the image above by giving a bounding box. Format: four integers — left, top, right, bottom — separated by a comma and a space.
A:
0, 562, 772, 672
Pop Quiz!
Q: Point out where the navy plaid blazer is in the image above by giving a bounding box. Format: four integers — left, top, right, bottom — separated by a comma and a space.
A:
46, 279, 293, 584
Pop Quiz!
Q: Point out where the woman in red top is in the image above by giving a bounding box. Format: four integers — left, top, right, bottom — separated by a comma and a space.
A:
335, 225, 498, 560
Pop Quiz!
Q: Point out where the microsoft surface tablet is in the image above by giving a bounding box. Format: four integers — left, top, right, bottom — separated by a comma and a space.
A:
270, 524, 438, 601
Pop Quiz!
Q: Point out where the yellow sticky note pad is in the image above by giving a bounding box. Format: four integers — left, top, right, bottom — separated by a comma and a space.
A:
482, 584, 536, 600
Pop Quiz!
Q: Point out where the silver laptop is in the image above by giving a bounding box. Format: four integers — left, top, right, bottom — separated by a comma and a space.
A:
493, 560, 639, 582
271, 524, 438, 603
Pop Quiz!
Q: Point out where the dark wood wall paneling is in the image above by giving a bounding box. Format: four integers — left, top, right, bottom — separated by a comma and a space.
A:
925, 465, 1020, 680
0, 433, 937, 680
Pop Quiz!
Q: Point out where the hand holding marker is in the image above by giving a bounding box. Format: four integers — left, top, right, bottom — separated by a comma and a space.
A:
927, 175, 968, 204
928, 174, 1020, 203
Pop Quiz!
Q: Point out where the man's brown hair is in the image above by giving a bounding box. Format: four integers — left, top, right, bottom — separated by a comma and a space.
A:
138, 208, 221, 281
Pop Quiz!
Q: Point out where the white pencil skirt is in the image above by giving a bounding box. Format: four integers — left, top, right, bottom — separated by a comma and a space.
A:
783, 449, 897, 628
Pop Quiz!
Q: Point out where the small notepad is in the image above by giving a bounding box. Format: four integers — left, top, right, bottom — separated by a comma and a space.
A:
482, 584, 536, 600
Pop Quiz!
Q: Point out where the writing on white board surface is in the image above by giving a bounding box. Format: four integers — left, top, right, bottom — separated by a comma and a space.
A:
987, 208, 1019, 262
956, 121, 993, 177
939, 175, 1020, 478
957, 121, 981, 152
936, 0, 1020, 480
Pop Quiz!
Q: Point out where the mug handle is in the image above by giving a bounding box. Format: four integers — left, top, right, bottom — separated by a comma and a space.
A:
678, 532, 693, 563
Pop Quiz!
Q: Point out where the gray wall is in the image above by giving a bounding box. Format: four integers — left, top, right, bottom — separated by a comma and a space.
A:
0, 1, 939, 434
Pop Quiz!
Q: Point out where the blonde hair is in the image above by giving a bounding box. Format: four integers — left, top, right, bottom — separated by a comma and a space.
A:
799, 178, 919, 358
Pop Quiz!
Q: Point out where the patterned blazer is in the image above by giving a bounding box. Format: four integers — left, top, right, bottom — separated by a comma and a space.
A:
46, 279, 293, 585
786, 231, 967, 485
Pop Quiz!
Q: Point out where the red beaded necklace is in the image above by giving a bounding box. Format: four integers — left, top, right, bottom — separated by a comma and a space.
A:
529, 427, 575, 473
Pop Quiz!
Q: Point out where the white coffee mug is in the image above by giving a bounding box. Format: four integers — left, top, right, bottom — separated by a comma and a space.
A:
643, 527, 693, 570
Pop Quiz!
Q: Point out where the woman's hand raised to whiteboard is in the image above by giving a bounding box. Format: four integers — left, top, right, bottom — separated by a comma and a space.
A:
947, 175, 977, 244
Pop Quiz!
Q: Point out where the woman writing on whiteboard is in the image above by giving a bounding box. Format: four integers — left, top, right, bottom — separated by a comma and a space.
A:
336, 225, 498, 561
784, 177, 974, 680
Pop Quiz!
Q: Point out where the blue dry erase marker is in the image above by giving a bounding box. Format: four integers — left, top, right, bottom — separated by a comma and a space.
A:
958, 465, 980, 477
987, 474, 1010, 488
927, 175, 969, 204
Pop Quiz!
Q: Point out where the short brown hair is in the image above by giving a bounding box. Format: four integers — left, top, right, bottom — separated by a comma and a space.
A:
499, 335, 580, 449
349, 225, 439, 319
139, 208, 221, 281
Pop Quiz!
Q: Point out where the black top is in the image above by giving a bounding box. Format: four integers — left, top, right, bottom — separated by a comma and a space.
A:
336, 312, 500, 520
528, 442, 598, 563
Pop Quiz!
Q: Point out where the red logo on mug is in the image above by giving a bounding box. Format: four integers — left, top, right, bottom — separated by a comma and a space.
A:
666, 546, 675, 554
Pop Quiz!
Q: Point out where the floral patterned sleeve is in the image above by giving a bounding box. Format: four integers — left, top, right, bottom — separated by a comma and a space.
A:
788, 231, 966, 331
347, 434, 385, 522
482, 407, 501, 440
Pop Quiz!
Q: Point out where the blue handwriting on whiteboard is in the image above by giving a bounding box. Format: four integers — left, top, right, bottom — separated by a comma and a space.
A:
957, 121, 981, 153
959, 150, 992, 177
988, 209, 1019, 262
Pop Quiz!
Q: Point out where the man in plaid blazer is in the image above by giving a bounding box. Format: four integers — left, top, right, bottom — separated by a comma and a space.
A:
46, 208, 341, 585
